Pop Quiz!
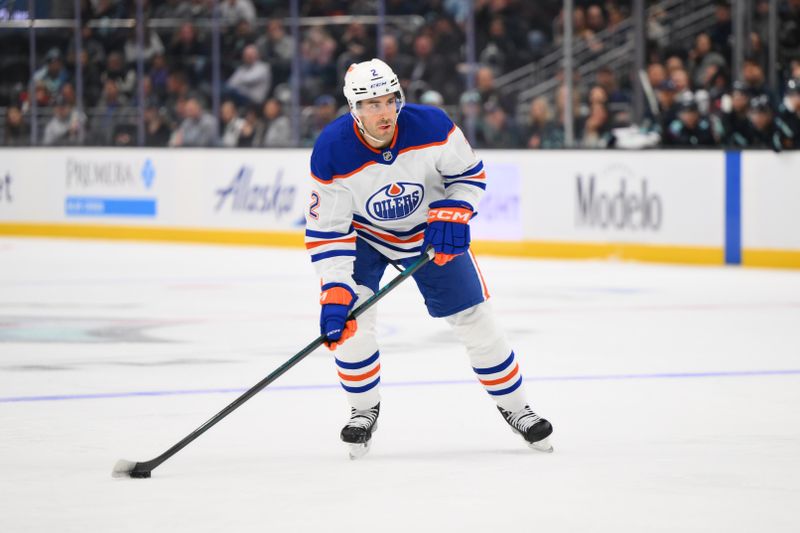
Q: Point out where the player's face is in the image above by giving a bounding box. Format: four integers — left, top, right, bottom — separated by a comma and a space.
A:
357, 94, 398, 147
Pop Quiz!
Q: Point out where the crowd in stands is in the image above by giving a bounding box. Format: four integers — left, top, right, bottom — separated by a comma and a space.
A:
1, 0, 799, 150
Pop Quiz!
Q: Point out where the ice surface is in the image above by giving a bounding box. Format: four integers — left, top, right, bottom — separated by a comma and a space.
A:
1, 237, 799, 532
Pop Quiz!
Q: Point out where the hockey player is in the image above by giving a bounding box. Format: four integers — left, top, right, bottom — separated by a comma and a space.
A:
305, 58, 553, 459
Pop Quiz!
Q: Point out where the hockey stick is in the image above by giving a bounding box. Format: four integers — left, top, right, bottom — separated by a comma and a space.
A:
112, 246, 434, 479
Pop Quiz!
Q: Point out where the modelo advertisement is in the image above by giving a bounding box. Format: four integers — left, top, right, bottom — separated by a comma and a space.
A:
513, 151, 726, 247
741, 152, 800, 251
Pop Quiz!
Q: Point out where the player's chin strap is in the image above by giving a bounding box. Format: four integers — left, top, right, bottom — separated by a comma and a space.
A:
351, 113, 395, 146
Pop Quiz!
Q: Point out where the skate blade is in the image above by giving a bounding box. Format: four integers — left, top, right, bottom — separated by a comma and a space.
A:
347, 440, 371, 460
528, 437, 554, 453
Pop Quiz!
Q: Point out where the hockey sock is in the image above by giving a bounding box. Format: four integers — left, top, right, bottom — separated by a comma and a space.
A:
446, 301, 529, 412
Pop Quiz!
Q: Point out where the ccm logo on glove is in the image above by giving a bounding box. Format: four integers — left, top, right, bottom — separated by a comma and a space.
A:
423, 200, 475, 266
428, 208, 473, 223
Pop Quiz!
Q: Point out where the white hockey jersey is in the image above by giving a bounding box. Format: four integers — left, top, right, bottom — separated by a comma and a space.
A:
305, 104, 486, 286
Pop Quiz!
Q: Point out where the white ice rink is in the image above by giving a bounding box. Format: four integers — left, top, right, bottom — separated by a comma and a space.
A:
1, 237, 799, 532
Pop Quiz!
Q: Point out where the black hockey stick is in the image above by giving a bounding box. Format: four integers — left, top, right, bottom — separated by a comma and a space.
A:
112, 246, 434, 479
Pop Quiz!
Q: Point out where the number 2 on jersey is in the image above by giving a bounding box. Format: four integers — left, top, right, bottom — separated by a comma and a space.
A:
309, 191, 321, 219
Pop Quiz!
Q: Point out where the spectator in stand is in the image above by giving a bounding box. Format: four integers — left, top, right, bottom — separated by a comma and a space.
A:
595, 65, 629, 103
236, 105, 262, 147
101, 52, 137, 99
225, 45, 271, 107
123, 22, 165, 65
647, 63, 668, 91
256, 18, 293, 88
60, 83, 78, 108
778, 78, 800, 148
164, 70, 191, 124
477, 101, 520, 148
419, 90, 445, 109
68, 23, 106, 69
300, 27, 338, 102
458, 91, 482, 144
381, 34, 414, 85
688, 32, 727, 89
3, 106, 29, 146
34, 49, 69, 100
43, 95, 86, 146
168, 22, 209, 84
336, 22, 374, 75
220, 101, 246, 148
653, 80, 679, 131
714, 80, 753, 147
522, 96, 560, 149
218, 0, 257, 25
709, 1, 733, 62
665, 54, 685, 75
670, 68, 692, 96
170, 97, 218, 147
747, 94, 794, 151
144, 103, 172, 147
222, 19, 258, 79
663, 92, 716, 147
581, 103, 612, 148
71, 48, 103, 107
149, 54, 170, 103
478, 16, 521, 74
302, 94, 338, 146
473, 65, 514, 113
741, 58, 774, 105
259, 98, 292, 147
408, 32, 460, 105
779, 0, 800, 63
90, 79, 129, 146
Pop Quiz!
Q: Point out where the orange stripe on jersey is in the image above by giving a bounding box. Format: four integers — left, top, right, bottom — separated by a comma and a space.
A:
398, 124, 456, 155
338, 363, 381, 382
305, 236, 357, 250
332, 160, 378, 180
352, 222, 424, 244
479, 363, 519, 386
469, 249, 491, 299
352, 121, 399, 153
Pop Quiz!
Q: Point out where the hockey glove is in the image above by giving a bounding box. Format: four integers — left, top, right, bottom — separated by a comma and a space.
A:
320, 283, 358, 351
423, 199, 474, 266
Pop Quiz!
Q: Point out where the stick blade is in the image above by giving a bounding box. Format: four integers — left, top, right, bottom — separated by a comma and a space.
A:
112, 459, 151, 479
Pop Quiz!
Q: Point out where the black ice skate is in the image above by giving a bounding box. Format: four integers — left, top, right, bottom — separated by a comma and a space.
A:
341, 403, 380, 460
498, 405, 554, 453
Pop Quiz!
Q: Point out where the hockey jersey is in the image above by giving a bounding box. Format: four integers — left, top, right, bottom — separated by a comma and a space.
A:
305, 104, 485, 287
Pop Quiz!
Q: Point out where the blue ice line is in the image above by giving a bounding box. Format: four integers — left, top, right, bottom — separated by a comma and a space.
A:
2, 368, 799, 404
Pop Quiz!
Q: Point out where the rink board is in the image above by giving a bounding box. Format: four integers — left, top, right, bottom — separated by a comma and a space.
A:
0, 148, 798, 268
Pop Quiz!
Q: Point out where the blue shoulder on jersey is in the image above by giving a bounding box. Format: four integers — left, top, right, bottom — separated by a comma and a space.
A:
310, 114, 362, 184
310, 104, 455, 184
395, 104, 455, 151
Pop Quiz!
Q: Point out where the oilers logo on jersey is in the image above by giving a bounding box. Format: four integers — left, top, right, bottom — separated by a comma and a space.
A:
366, 182, 424, 221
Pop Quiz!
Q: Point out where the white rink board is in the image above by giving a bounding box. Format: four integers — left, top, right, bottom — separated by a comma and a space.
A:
741, 151, 800, 250
1, 148, 725, 247
0, 148, 312, 230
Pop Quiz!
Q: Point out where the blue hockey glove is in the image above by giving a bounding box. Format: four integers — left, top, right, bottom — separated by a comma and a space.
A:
319, 283, 357, 351
423, 199, 474, 266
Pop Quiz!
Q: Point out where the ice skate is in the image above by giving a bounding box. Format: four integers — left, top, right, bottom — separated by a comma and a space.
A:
497, 405, 554, 453
341, 403, 380, 460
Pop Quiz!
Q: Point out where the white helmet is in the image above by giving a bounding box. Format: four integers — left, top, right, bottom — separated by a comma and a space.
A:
343, 58, 405, 118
